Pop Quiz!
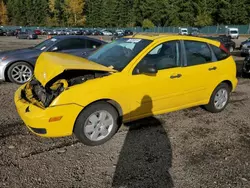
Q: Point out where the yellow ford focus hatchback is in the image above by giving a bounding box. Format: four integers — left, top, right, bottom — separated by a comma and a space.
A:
15, 35, 238, 146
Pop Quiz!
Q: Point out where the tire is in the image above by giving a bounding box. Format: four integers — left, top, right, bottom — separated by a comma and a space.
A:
7, 62, 33, 84
204, 83, 231, 113
74, 102, 120, 146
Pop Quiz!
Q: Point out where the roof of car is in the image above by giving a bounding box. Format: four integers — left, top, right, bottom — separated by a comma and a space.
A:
123, 34, 220, 46
52, 35, 107, 43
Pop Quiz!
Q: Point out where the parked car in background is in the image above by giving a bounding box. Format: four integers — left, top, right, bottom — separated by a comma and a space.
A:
102, 30, 113, 36
57, 30, 66, 35
124, 30, 133, 36
242, 55, 250, 77
84, 30, 92, 35
179, 28, 188, 35
0, 29, 4, 36
14, 29, 21, 36
115, 29, 124, 35
5, 30, 16, 36
92, 30, 103, 35
218, 35, 236, 52
240, 42, 250, 57
226, 27, 239, 39
0, 36, 107, 84
65, 30, 74, 35
52, 30, 58, 35
111, 32, 124, 41
190, 28, 199, 36
46, 29, 53, 35
71, 29, 81, 35
205, 36, 235, 53
14, 35, 238, 146
41, 29, 48, 35
16, 32, 38, 40
34, 29, 42, 35
240, 38, 250, 50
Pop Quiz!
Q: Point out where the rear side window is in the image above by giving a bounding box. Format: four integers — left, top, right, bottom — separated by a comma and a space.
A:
184, 41, 212, 66
86, 40, 102, 49
210, 45, 229, 61
57, 38, 86, 50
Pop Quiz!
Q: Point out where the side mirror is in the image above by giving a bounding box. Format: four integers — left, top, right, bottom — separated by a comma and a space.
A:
139, 64, 158, 74
51, 46, 58, 52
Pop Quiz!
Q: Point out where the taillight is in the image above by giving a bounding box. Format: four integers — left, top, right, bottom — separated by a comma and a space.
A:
220, 43, 230, 54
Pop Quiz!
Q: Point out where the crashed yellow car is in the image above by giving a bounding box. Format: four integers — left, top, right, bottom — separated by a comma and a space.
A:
15, 35, 237, 146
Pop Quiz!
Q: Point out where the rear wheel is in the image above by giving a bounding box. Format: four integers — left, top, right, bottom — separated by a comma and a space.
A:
7, 62, 33, 84
204, 83, 230, 113
74, 102, 120, 146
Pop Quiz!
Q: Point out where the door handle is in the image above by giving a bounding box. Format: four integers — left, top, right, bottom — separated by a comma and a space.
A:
208, 66, 217, 71
170, 74, 182, 79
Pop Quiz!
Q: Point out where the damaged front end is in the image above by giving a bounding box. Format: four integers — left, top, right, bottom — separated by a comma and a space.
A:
21, 70, 110, 108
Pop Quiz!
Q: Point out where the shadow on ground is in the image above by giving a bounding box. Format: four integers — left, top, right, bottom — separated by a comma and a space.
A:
112, 96, 173, 188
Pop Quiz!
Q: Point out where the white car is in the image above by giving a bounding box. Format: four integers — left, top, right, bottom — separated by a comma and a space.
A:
102, 31, 113, 36
226, 28, 239, 39
116, 30, 124, 35
179, 28, 188, 35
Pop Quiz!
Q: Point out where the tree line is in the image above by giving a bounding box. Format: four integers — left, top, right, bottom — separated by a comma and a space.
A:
0, 0, 250, 28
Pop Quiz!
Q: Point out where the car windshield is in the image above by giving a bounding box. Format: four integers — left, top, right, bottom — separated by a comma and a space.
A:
230, 30, 238, 34
88, 38, 152, 71
34, 38, 57, 51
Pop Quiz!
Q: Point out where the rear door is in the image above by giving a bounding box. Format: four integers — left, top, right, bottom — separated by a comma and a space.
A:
55, 38, 87, 57
180, 40, 219, 103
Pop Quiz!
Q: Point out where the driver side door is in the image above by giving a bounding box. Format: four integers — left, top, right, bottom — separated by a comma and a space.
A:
127, 40, 188, 120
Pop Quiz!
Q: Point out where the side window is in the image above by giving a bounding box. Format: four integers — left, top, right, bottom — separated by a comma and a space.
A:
86, 40, 102, 49
57, 38, 86, 50
184, 41, 212, 66
133, 41, 181, 74
210, 44, 229, 61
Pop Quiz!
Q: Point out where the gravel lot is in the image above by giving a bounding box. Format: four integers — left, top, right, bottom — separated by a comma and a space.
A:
0, 36, 249, 188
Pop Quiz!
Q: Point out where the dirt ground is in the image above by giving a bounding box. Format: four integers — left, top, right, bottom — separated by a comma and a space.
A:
0, 36, 250, 188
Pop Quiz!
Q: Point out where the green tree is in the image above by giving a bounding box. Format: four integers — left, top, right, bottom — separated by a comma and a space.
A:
101, 0, 118, 27
193, 0, 213, 27
85, 0, 103, 27
142, 19, 154, 30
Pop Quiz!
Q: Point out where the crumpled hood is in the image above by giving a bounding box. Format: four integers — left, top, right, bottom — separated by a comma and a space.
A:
34, 52, 117, 87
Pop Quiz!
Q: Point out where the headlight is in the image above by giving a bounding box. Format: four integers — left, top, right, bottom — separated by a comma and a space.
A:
1, 56, 8, 61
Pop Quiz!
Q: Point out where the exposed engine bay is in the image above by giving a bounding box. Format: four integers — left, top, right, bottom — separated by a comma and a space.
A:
21, 70, 110, 108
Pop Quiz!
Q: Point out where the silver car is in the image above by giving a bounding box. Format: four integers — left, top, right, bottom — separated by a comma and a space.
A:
0, 36, 107, 84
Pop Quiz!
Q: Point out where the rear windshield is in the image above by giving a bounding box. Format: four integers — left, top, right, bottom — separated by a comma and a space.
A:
210, 44, 230, 61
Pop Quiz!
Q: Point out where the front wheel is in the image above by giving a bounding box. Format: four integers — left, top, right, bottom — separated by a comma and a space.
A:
7, 62, 33, 84
204, 83, 230, 113
74, 102, 120, 146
